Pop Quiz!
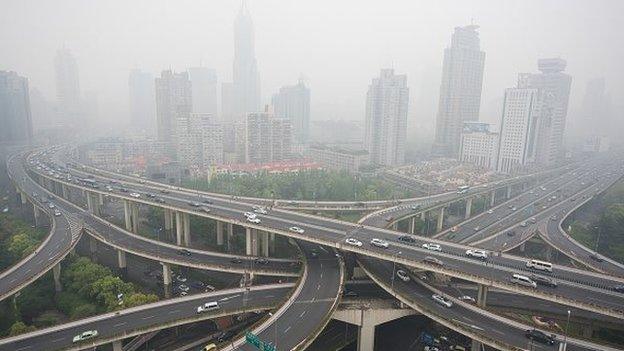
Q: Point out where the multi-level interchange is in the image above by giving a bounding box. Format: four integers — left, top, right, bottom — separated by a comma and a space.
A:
1, 147, 623, 351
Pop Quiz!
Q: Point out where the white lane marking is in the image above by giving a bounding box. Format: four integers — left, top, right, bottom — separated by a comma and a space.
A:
299, 311, 307, 318
142, 315, 155, 320
283, 326, 292, 334
114, 322, 127, 327
51, 337, 64, 343
168, 309, 180, 314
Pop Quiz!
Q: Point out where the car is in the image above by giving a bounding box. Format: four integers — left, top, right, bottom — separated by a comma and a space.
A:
243, 212, 257, 219
145, 193, 156, 198
465, 249, 488, 260
217, 331, 235, 342
511, 206, 517, 211
411, 205, 420, 210
73, 330, 99, 343
197, 301, 220, 314
231, 258, 243, 264
155, 197, 166, 204
525, 329, 557, 345
370, 238, 389, 248
200, 207, 211, 213
48, 203, 55, 209
310, 251, 319, 259
289, 226, 305, 234
343, 290, 358, 297
345, 238, 363, 247
398, 235, 416, 243
118, 187, 129, 193
396, 269, 410, 282
613, 285, 624, 293
188, 202, 201, 207
520, 221, 527, 227
422, 243, 441, 251
191, 281, 205, 289
550, 215, 557, 221
506, 231, 516, 237
203, 344, 218, 351
176, 275, 188, 282
458, 295, 476, 303
529, 217, 537, 224
473, 226, 480, 231
247, 217, 261, 224
54, 210, 62, 217
422, 256, 443, 266
177, 249, 192, 256
160, 189, 170, 194
450, 226, 458, 233
589, 254, 604, 263
486, 209, 493, 214
253, 207, 268, 214
129, 192, 141, 198
432, 294, 453, 308
105, 185, 114, 192
178, 284, 190, 292
530, 274, 557, 288
202, 199, 213, 205
255, 258, 269, 265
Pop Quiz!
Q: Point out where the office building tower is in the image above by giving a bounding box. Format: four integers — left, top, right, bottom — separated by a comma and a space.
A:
496, 88, 540, 173
221, 82, 234, 121
517, 58, 572, 166
272, 79, 310, 145
0, 71, 33, 145
155, 70, 192, 148
364, 69, 409, 166
176, 112, 223, 173
245, 111, 292, 164
128, 69, 155, 134
579, 78, 609, 137
232, 1, 260, 120
459, 122, 499, 170
188, 67, 218, 117
54, 48, 82, 123
433, 25, 486, 158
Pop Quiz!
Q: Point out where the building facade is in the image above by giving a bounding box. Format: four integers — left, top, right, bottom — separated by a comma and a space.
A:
459, 122, 499, 170
246, 112, 292, 164
364, 69, 409, 166
188, 67, 218, 118
0, 71, 33, 145
155, 70, 192, 149
128, 69, 155, 135
272, 79, 310, 145
176, 113, 224, 173
308, 145, 369, 173
432, 25, 486, 158
54, 48, 82, 124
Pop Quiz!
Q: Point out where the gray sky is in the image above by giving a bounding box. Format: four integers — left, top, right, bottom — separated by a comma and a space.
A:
1, 0, 623, 137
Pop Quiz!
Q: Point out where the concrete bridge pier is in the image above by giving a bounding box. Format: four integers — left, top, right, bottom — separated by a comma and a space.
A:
131, 202, 139, 234
164, 209, 173, 231
175, 211, 184, 245
246, 228, 259, 256
471, 340, 483, 351
123, 200, 133, 232
216, 221, 224, 246
61, 184, 69, 200
489, 190, 496, 207
161, 262, 172, 298
33, 204, 41, 227
89, 236, 98, 262
227, 223, 234, 250
261, 231, 269, 257
19, 190, 27, 205
269, 232, 276, 254
436, 207, 445, 232
465, 197, 473, 219
52, 263, 62, 292
117, 250, 127, 277
112, 340, 122, 351
506, 185, 512, 199
408, 217, 416, 234
477, 284, 488, 308
182, 213, 191, 246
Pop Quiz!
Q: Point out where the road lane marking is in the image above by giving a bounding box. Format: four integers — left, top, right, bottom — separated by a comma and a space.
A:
283, 326, 291, 334
168, 310, 180, 314
51, 337, 64, 342
142, 315, 155, 320
299, 311, 306, 318
114, 322, 127, 327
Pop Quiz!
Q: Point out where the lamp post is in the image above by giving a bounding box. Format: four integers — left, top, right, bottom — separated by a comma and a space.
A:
563, 309, 571, 351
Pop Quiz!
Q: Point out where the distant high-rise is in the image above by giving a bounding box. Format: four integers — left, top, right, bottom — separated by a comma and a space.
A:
459, 122, 499, 170
579, 77, 608, 137
232, 1, 260, 120
246, 111, 292, 164
272, 79, 310, 144
188, 67, 218, 118
221, 82, 234, 121
128, 69, 155, 135
518, 58, 572, 166
54, 48, 82, 123
364, 69, 409, 166
0, 71, 33, 145
176, 112, 223, 172
433, 25, 486, 158
155, 70, 192, 149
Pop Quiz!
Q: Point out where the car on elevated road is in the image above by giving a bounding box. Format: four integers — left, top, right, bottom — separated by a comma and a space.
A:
432, 294, 453, 308
345, 238, 362, 247
398, 235, 416, 243
129, 192, 141, 198
370, 238, 389, 248
247, 217, 261, 224
73, 330, 99, 343
525, 329, 557, 345
289, 226, 305, 234
422, 243, 441, 251
465, 249, 488, 260
396, 269, 410, 282
423, 256, 444, 266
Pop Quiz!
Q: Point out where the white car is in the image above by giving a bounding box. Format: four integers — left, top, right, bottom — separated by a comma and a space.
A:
289, 226, 305, 234
487, 209, 494, 214
432, 294, 453, 308
458, 295, 476, 303
54, 210, 62, 217
129, 192, 141, 198
243, 212, 257, 219
396, 269, 410, 282
345, 238, 362, 247
465, 249, 488, 260
247, 217, 261, 224
73, 330, 99, 343
422, 243, 441, 251
253, 207, 268, 214
370, 238, 389, 248
197, 301, 219, 314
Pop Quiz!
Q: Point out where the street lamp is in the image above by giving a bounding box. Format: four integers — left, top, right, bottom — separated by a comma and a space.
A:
563, 310, 571, 351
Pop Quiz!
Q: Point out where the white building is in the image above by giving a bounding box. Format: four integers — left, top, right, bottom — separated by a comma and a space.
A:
155, 70, 192, 149
308, 145, 369, 173
364, 69, 409, 166
188, 67, 218, 118
246, 111, 292, 164
176, 113, 224, 174
459, 122, 499, 170
433, 25, 486, 158
272, 79, 310, 146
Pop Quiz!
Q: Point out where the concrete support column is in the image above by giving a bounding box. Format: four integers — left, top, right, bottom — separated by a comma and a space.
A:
33, 204, 41, 227
162, 262, 172, 298
117, 250, 127, 276
89, 236, 98, 261
182, 213, 191, 246
545, 246, 553, 262
175, 211, 183, 246
358, 320, 375, 351
227, 223, 234, 250
490, 190, 496, 207
131, 203, 139, 234
408, 217, 416, 234
465, 197, 473, 219
506, 185, 512, 199
98, 193, 104, 206
261, 231, 269, 257
123, 200, 132, 232
61, 184, 69, 200
112, 340, 123, 351
519, 242, 526, 253
246, 228, 259, 255
52, 263, 62, 292
164, 209, 172, 231
216, 221, 224, 246
471, 339, 482, 351
436, 207, 445, 232
86, 193, 94, 213
420, 211, 426, 221
19, 191, 27, 205
477, 284, 488, 308
269, 232, 276, 254
391, 222, 398, 231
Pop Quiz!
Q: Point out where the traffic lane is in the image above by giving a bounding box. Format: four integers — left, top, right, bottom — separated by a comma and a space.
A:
0, 286, 291, 351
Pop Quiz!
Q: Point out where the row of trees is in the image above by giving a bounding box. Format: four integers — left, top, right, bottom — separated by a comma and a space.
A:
0, 213, 47, 270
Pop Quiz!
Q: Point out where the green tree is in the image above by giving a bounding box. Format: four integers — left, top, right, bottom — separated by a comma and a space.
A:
8, 321, 36, 336
7, 232, 38, 258
70, 304, 97, 319
123, 293, 159, 308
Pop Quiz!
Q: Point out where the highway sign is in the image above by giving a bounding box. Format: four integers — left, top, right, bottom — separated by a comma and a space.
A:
245, 332, 276, 351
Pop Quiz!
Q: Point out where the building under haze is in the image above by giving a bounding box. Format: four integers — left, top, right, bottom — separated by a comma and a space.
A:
54, 48, 82, 124
459, 122, 498, 170
364, 69, 409, 167
176, 112, 223, 174
155, 70, 192, 151
0, 71, 33, 145
579, 77, 610, 138
232, 1, 260, 120
432, 25, 486, 158
272, 79, 310, 146
188, 67, 218, 118
246, 111, 292, 164
128, 69, 155, 135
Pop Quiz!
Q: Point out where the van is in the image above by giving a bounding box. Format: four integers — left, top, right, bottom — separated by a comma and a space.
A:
512, 274, 537, 288
526, 259, 553, 273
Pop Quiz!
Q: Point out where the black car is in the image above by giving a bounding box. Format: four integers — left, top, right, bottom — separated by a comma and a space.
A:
613, 285, 624, 293
398, 235, 416, 243
589, 254, 604, 263
188, 202, 201, 207
217, 331, 234, 342
525, 329, 557, 345
202, 199, 213, 204
118, 187, 129, 193
530, 275, 557, 288
145, 193, 156, 198
506, 231, 516, 237
231, 258, 243, 264
155, 198, 166, 204
255, 258, 269, 265
177, 249, 192, 256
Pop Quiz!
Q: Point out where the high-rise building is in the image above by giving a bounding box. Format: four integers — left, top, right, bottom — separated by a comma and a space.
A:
155, 70, 192, 148
579, 78, 609, 137
0, 71, 33, 145
308, 144, 369, 173
432, 25, 486, 158
272, 79, 310, 145
188, 67, 218, 117
245, 111, 292, 164
54, 48, 81, 123
517, 58, 572, 166
176, 112, 223, 173
459, 122, 499, 170
232, 1, 260, 120
128, 69, 155, 134
496, 88, 540, 173
364, 69, 409, 166
221, 82, 234, 121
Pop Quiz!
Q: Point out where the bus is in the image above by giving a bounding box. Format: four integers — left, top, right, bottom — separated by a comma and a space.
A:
456, 185, 470, 194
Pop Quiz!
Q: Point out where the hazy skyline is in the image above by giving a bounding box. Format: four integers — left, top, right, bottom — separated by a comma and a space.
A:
1, 0, 622, 139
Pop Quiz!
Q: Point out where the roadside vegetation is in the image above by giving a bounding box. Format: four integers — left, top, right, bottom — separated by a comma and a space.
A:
0, 213, 47, 271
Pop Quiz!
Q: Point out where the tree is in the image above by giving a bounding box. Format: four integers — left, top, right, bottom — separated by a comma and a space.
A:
70, 304, 97, 319
123, 293, 159, 308
87, 276, 133, 310
8, 321, 36, 336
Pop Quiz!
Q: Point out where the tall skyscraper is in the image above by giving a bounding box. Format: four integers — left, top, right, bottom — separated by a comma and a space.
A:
221, 82, 234, 121
272, 79, 310, 144
129, 69, 155, 135
579, 77, 609, 137
246, 111, 292, 164
0, 71, 33, 145
364, 69, 409, 166
188, 67, 218, 117
155, 70, 192, 149
54, 48, 81, 123
232, 1, 260, 120
518, 58, 572, 166
433, 25, 486, 158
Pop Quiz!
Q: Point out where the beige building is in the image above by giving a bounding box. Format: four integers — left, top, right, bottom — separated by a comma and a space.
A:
308, 145, 369, 173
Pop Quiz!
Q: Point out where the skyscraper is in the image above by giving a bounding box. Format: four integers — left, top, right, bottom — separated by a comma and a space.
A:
579, 77, 609, 137
128, 69, 155, 135
0, 71, 33, 145
155, 70, 192, 149
459, 122, 499, 170
272, 79, 310, 145
364, 69, 409, 166
246, 111, 292, 164
232, 1, 260, 120
176, 112, 223, 173
188, 67, 218, 118
54, 48, 82, 124
518, 58, 572, 166
433, 25, 486, 158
